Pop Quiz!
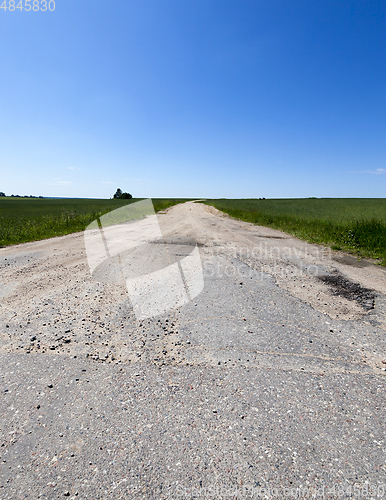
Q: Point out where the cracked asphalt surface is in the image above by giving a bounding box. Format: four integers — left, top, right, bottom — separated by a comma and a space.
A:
0, 201, 385, 499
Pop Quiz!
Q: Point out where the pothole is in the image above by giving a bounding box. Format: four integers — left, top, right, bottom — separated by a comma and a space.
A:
318, 271, 375, 310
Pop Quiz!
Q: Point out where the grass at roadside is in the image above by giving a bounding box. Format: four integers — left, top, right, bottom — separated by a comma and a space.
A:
202, 198, 386, 265
0, 197, 189, 247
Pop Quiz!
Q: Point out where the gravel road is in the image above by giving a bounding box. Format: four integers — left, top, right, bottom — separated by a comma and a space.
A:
0, 201, 385, 499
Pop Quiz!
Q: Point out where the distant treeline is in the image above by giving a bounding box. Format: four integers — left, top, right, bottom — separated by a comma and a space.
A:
0, 192, 43, 198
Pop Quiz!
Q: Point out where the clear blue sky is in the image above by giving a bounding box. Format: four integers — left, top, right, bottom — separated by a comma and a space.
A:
1, 0, 385, 199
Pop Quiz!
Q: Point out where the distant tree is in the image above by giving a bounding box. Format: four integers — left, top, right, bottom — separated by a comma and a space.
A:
113, 188, 132, 200
113, 188, 123, 199
0, 192, 5, 197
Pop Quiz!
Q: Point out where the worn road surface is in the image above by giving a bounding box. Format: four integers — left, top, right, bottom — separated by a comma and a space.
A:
0, 201, 385, 499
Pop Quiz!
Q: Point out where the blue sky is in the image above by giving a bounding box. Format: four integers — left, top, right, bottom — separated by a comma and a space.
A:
1, 0, 385, 198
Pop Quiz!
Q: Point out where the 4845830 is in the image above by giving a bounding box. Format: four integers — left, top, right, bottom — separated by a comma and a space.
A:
1, 0, 55, 11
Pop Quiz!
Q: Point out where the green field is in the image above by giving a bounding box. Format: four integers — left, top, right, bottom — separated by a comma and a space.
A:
0, 197, 189, 247
202, 198, 386, 265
